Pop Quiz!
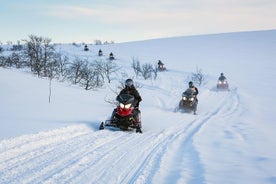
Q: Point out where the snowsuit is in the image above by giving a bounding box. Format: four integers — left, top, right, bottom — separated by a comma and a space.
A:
189, 86, 198, 113
219, 75, 226, 81
190, 86, 199, 96
158, 60, 164, 68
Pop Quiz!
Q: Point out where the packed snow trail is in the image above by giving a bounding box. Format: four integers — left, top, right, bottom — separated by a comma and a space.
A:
0, 88, 239, 184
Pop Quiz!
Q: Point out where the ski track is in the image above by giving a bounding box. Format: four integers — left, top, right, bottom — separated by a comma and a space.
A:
0, 89, 240, 184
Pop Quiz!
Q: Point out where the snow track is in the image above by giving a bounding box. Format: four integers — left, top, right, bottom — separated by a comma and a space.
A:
0, 90, 240, 184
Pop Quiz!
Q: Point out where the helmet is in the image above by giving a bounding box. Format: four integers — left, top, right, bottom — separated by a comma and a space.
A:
188, 81, 193, 88
221, 73, 224, 76
125, 79, 133, 88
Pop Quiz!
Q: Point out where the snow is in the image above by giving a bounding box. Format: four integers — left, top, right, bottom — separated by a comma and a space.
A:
1, 30, 276, 184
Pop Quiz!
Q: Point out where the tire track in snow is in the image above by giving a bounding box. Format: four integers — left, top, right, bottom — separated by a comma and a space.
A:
65, 131, 175, 184
141, 89, 241, 183
218, 88, 240, 118
44, 131, 144, 183
0, 125, 86, 154
0, 125, 90, 171
28, 131, 129, 184
49, 125, 194, 184
0, 127, 127, 184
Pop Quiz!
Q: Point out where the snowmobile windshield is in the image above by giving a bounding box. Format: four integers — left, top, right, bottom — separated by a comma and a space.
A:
116, 94, 135, 105
183, 88, 194, 97
219, 76, 226, 81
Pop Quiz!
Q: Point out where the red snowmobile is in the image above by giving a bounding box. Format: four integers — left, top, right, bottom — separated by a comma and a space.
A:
217, 79, 229, 90
99, 94, 142, 133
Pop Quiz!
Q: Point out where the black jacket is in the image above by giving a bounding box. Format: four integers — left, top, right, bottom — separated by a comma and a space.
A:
190, 86, 199, 96
219, 76, 226, 81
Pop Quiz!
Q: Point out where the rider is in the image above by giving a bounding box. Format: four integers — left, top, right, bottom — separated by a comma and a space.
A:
158, 60, 164, 68
98, 49, 103, 56
118, 79, 142, 108
218, 73, 226, 81
188, 81, 198, 114
109, 52, 114, 60
188, 81, 198, 97
112, 79, 142, 126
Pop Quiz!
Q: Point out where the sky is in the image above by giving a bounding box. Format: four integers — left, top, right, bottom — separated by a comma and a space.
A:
1, 0, 276, 44
0, 30, 276, 183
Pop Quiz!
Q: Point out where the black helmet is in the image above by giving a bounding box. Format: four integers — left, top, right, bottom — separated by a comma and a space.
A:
221, 73, 224, 76
189, 81, 193, 88
125, 79, 133, 88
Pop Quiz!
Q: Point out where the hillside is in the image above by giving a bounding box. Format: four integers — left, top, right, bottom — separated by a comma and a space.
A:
1, 30, 276, 184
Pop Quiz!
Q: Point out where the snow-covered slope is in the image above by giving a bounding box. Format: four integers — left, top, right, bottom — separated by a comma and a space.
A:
1, 30, 276, 184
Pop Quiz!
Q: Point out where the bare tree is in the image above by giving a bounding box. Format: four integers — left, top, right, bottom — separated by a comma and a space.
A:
96, 60, 119, 83
190, 67, 205, 86
79, 62, 104, 90
152, 65, 158, 80
68, 58, 87, 84
141, 63, 154, 80
42, 38, 55, 77
10, 52, 25, 68
53, 52, 70, 81
23, 35, 55, 77
131, 57, 141, 77
94, 40, 102, 45
0, 55, 7, 67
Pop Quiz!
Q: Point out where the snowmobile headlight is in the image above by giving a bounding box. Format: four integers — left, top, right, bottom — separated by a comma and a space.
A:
182, 96, 187, 101
218, 81, 222, 84
223, 80, 227, 84
119, 103, 131, 109
124, 103, 132, 109
190, 97, 194, 101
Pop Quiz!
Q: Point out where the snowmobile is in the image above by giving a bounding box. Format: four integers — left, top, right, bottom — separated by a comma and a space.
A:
178, 88, 198, 114
99, 94, 142, 133
98, 49, 103, 56
157, 64, 166, 71
217, 79, 229, 90
84, 45, 89, 51
157, 60, 166, 71
109, 53, 115, 60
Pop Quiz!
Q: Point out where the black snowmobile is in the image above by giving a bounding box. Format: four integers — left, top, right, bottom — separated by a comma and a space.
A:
158, 64, 166, 71
109, 52, 115, 60
178, 88, 198, 114
157, 60, 166, 71
99, 94, 142, 133
98, 49, 103, 56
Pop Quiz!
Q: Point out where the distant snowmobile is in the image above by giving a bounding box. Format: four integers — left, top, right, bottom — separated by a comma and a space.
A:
84, 45, 89, 51
217, 79, 229, 90
109, 52, 115, 60
99, 94, 142, 133
158, 64, 166, 71
178, 88, 198, 114
98, 49, 103, 56
157, 60, 166, 71
217, 73, 229, 90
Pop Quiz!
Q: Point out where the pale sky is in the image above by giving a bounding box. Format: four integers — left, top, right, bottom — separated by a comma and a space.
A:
1, 0, 276, 44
